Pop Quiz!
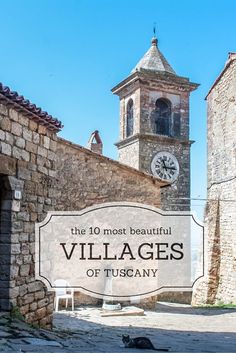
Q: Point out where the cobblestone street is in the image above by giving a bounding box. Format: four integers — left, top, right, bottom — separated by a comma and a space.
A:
0, 303, 236, 352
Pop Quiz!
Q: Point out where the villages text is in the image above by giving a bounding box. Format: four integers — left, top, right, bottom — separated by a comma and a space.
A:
60, 242, 184, 261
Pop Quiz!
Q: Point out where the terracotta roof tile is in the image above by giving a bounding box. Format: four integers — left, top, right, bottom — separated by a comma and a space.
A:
0, 83, 63, 132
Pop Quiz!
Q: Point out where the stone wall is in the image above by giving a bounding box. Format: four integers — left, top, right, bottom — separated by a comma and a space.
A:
55, 137, 161, 211
0, 105, 57, 328
55, 137, 162, 306
118, 138, 140, 169
119, 86, 141, 140
192, 55, 236, 305
0, 102, 164, 324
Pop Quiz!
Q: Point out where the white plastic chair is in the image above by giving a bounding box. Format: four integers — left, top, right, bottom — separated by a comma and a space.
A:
54, 279, 74, 312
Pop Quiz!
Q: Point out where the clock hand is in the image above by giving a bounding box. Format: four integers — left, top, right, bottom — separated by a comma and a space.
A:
161, 159, 168, 171
165, 166, 176, 170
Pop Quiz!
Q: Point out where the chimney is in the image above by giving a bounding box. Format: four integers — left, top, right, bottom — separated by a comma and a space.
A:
87, 130, 103, 155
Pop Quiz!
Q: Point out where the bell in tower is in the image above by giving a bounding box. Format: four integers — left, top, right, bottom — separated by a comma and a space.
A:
112, 35, 199, 211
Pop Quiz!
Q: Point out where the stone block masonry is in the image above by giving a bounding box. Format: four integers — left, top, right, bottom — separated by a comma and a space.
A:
55, 137, 163, 308
114, 70, 197, 213
0, 105, 58, 328
56, 137, 161, 211
192, 54, 236, 305
0, 88, 164, 326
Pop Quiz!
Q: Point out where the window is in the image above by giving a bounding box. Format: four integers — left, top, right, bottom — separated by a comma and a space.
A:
126, 99, 134, 137
151, 98, 171, 136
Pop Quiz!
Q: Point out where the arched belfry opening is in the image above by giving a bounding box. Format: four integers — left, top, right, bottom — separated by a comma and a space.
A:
151, 98, 171, 136
126, 99, 134, 137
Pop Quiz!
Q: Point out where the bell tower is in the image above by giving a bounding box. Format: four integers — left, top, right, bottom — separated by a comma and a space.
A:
112, 36, 199, 211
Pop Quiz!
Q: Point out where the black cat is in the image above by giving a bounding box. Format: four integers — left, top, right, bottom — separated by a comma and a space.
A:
122, 335, 169, 351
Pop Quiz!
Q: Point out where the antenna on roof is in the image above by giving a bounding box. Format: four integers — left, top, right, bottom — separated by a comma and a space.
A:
151, 22, 158, 46
153, 22, 157, 38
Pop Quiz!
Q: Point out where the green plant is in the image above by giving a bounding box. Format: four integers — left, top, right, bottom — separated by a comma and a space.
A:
10, 306, 25, 321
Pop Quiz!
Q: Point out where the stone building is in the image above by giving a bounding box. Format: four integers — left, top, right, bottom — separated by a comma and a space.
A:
0, 80, 165, 327
192, 53, 236, 305
113, 36, 199, 210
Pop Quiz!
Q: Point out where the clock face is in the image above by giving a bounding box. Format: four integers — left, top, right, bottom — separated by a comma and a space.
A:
151, 151, 179, 183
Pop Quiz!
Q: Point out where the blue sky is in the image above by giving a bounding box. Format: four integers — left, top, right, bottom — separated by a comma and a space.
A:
0, 0, 235, 219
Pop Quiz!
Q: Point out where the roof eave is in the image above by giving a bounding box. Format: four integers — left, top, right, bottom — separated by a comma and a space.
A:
205, 56, 236, 100
0, 83, 63, 132
111, 70, 199, 96
111, 72, 139, 94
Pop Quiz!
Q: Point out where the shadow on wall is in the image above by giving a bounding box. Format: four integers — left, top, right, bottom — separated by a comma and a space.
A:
0, 175, 12, 311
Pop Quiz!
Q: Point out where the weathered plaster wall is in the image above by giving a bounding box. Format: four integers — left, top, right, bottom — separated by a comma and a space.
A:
118, 139, 140, 169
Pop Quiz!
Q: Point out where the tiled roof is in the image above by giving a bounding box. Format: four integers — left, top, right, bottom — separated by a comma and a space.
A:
0, 83, 63, 132
131, 37, 176, 75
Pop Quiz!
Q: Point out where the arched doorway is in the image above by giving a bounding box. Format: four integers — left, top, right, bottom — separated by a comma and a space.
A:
0, 175, 12, 311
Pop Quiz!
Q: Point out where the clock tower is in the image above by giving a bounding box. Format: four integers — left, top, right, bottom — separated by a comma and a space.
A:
112, 36, 199, 211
